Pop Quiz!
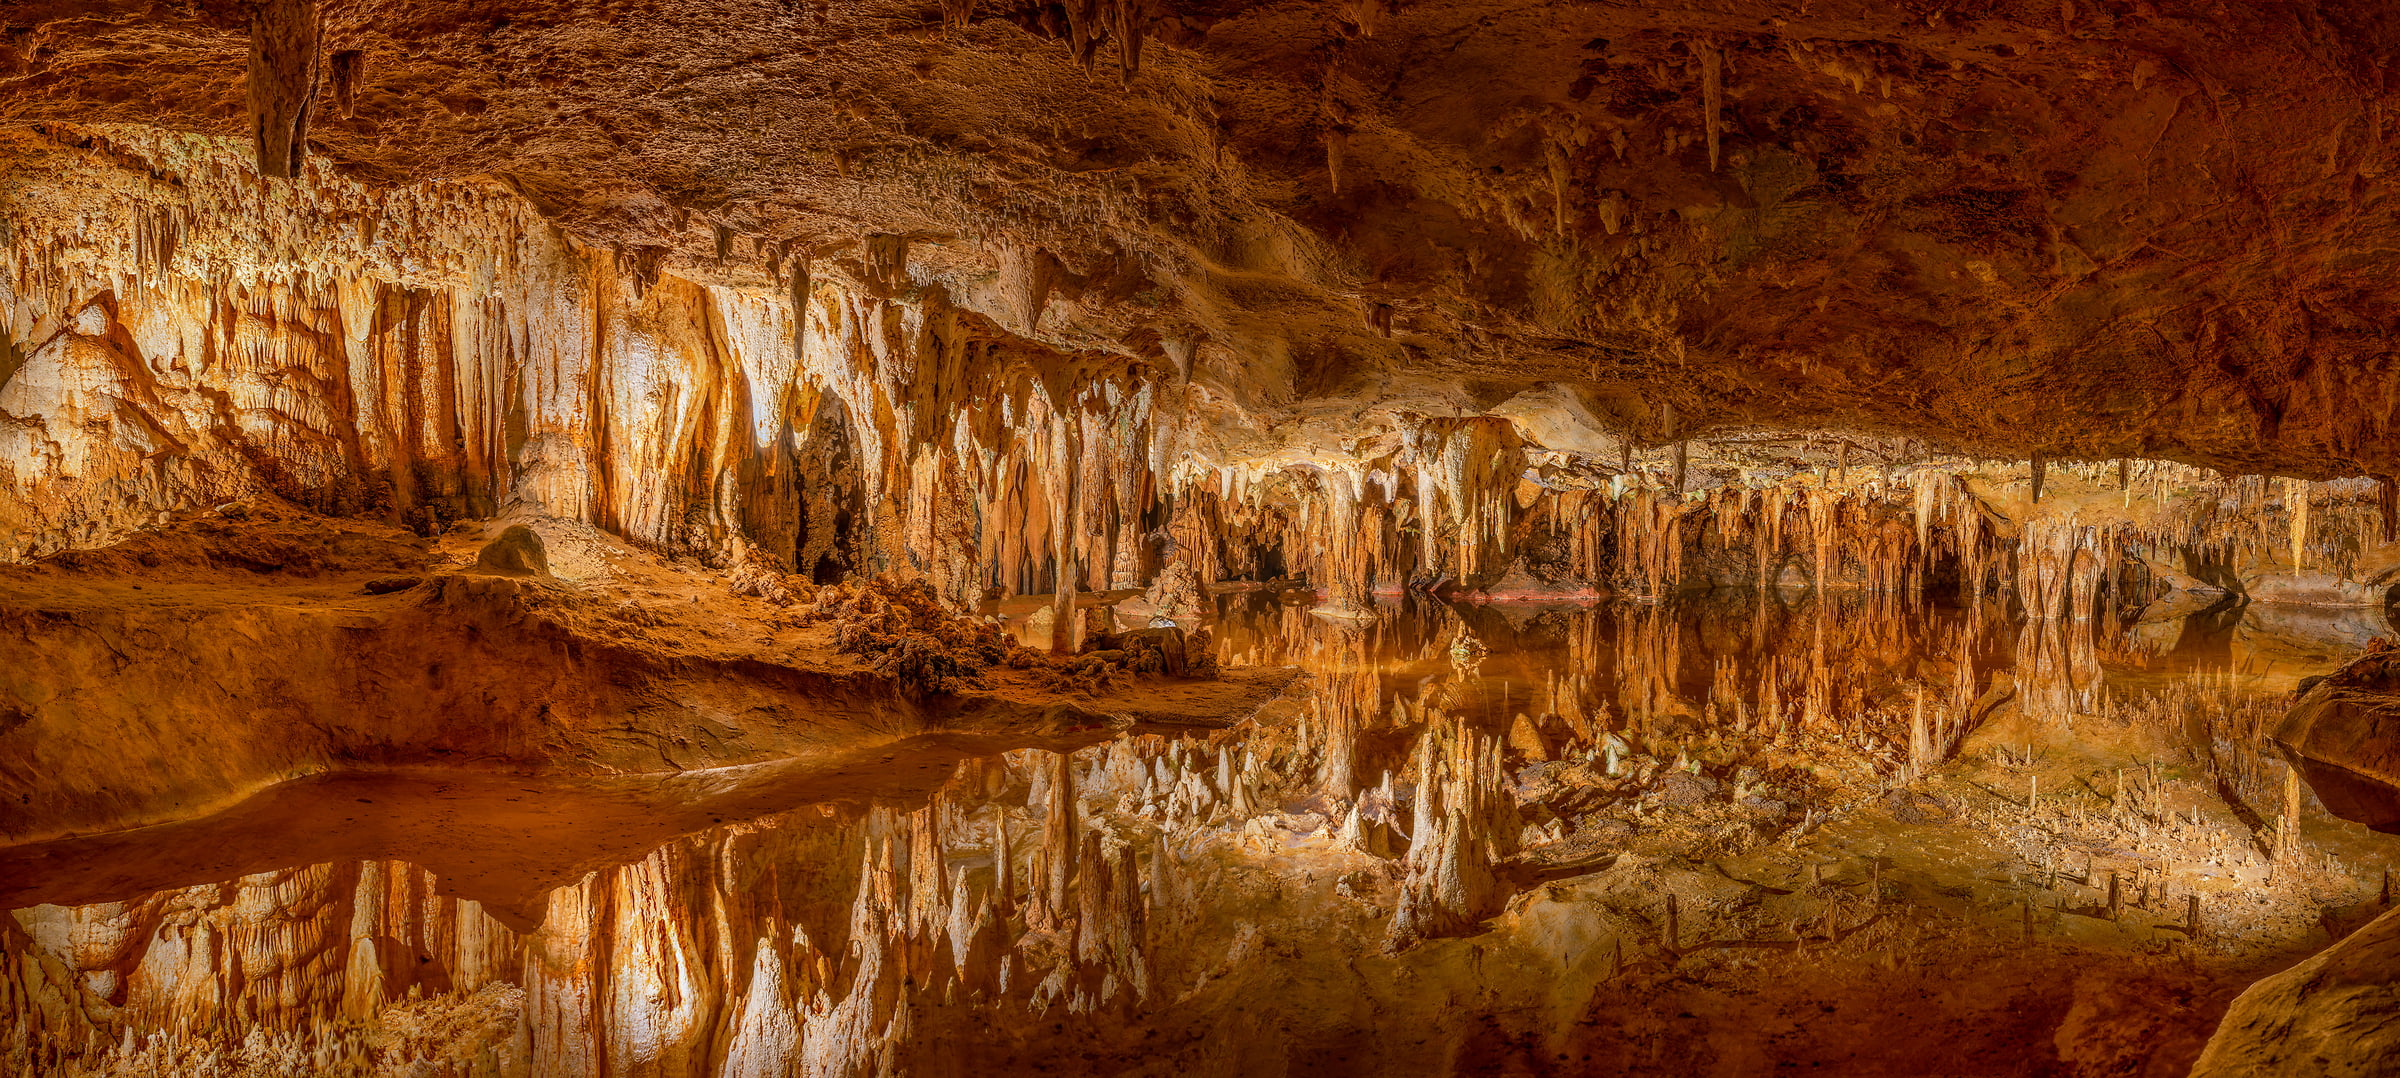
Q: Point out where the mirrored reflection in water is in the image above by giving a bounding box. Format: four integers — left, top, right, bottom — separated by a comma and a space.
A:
6, 590, 2397, 1077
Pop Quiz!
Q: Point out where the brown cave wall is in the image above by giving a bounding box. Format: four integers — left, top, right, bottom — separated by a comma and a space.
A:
1194, 443, 2400, 617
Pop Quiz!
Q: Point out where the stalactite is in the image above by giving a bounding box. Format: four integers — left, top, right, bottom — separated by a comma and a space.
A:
1366, 301, 1394, 337
1064, 0, 1104, 69
1808, 487, 1839, 590
1614, 484, 1684, 600
327, 49, 363, 120
1106, 0, 1147, 82
1401, 417, 1527, 587
863, 233, 910, 295
246, 0, 320, 180
2381, 475, 2399, 543
1698, 39, 1724, 172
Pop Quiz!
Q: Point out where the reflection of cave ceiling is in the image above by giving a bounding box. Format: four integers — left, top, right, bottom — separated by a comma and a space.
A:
9, 1, 2400, 474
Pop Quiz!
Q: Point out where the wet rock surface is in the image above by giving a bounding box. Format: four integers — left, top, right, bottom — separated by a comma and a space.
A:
2276, 641, 2400, 832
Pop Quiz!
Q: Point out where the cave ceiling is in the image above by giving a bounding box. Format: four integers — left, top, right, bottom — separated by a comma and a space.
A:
6, 0, 2400, 476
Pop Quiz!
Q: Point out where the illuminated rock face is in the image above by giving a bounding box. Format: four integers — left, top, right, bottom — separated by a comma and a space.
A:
0, 130, 1176, 618
2194, 902, 2400, 1077
2275, 642, 2400, 833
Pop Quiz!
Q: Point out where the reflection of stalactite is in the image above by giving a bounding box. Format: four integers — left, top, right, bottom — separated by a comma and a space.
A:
2013, 615, 2103, 724
1614, 602, 1681, 732
1029, 751, 1077, 931
7, 583, 2322, 1073
0, 750, 1203, 1072
1311, 620, 1379, 797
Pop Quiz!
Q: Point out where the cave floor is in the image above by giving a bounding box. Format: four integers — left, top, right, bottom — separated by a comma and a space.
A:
6, 581, 2398, 1076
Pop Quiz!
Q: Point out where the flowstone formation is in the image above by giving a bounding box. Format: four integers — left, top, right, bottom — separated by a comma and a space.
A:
7, 2, 2400, 1075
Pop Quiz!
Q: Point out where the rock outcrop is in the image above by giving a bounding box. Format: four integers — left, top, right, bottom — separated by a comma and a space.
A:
2276, 640, 2400, 832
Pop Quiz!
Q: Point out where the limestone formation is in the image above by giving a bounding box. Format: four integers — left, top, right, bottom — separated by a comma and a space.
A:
6, 3, 2400, 1074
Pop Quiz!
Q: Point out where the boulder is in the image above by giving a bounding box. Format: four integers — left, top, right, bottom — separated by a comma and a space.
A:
2192, 903, 2400, 1076
471, 525, 551, 577
1117, 625, 1193, 677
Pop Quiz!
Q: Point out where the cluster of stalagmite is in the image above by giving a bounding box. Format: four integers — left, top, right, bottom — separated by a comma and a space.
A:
1385, 717, 1517, 949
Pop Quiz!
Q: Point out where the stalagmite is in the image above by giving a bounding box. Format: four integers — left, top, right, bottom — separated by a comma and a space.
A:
1388, 718, 1517, 949
2288, 477, 2310, 571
